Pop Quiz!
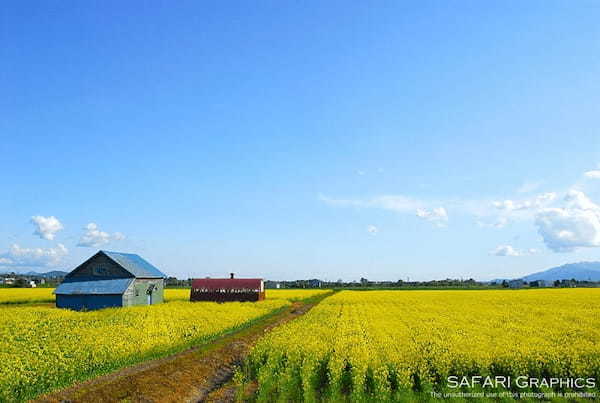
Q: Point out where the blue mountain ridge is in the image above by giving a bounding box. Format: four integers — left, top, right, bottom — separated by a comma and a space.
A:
490, 262, 600, 283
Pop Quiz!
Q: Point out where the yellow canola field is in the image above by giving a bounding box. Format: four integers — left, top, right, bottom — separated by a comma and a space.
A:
264, 289, 332, 301
0, 299, 289, 402
163, 288, 189, 301
0, 288, 55, 304
0, 288, 331, 304
246, 289, 600, 401
164, 288, 331, 302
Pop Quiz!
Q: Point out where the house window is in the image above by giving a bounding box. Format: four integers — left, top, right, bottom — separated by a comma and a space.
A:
93, 267, 108, 276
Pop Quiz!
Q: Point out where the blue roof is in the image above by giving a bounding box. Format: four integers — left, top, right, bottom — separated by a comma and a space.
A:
54, 278, 133, 295
101, 251, 166, 278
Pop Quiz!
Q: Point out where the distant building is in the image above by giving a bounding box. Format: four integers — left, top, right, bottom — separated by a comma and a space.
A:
508, 279, 525, 289
308, 279, 322, 288
190, 273, 265, 302
54, 251, 166, 311
3, 277, 15, 285
29, 280, 37, 288
264, 280, 281, 289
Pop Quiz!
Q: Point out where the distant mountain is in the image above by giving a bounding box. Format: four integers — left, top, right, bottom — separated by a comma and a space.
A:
5, 270, 68, 278
521, 262, 600, 282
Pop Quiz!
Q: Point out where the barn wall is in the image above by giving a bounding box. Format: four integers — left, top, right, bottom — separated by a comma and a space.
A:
56, 294, 123, 311
123, 278, 164, 306
69, 253, 132, 279
190, 290, 265, 302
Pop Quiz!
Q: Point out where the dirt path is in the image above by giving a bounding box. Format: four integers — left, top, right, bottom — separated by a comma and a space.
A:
34, 296, 327, 403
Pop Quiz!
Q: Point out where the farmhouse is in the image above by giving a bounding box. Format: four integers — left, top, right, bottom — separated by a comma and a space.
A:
54, 251, 166, 311
190, 273, 265, 302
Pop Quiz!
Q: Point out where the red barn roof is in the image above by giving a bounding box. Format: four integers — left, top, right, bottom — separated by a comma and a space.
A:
192, 278, 263, 291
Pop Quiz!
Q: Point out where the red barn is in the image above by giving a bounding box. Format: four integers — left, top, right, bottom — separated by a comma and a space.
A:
190, 273, 265, 302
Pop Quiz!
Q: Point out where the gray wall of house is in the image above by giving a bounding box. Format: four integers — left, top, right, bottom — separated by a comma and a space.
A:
123, 278, 164, 306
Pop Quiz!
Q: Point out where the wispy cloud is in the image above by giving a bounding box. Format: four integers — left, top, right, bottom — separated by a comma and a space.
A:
516, 181, 543, 194
320, 194, 426, 212
366, 225, 378, 235
584, 170, 600, 179
319, 194, 447, 227
77, 223, 125, 248
489, 245, 538, 257
0, 243, 68, 268
416, 207, 448, 227
492, 193, 556, 212
477, 217, 509, 229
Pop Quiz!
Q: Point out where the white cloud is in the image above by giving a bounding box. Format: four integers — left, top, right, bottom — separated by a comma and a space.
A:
77, 223, 126, 248
0, 243, 68, 268
367, 225, 378, 235
416, 207, 448, 227
535, 190, 600, 252
490, 245, 537, 257
477, 193, 559, 228
490, 245, 521, 256
584, 170, 600, 179
30, 216, 63, 240
492, 193, 556, 212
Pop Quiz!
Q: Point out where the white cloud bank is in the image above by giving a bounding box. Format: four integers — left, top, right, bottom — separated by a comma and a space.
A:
320, 167, 600, 254
490, 245, 538, 257
31, 216, 63, 240
492, 193, 556, 212
0, 244, 68, 268
474, 193, 558, 229
77, 223, 125, 248
535, 190, 600, 253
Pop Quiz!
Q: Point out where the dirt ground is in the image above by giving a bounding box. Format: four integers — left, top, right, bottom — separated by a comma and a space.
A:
34, 297, 325, 403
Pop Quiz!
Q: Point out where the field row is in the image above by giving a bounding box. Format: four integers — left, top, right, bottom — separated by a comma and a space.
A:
243, 289, 600, 401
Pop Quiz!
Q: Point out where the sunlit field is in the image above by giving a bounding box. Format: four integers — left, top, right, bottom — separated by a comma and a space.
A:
0, 299, 289, 401
0, 287, 329, 400
264, 289, 332, 301
0, 288, 55, 304
242, 289, 600, 401
0, 287, 331, 304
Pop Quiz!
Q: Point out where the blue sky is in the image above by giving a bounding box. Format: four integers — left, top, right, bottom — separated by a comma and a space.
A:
2, 1, 600, 281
